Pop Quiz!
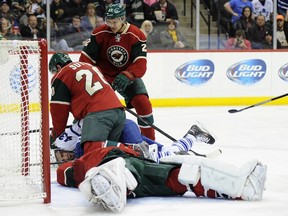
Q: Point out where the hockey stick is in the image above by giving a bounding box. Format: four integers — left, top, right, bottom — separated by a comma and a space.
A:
124, 107, 222, 158
228, 93, 288, 114
0, 125, 72, 136
124, 107, 177, 142
189, 149, 222, 158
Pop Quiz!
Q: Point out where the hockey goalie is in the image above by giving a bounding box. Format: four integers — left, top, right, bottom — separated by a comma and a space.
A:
56, 146, 267, 213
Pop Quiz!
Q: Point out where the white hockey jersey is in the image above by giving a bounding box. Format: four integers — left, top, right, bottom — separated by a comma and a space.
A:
252, 0, 273, 21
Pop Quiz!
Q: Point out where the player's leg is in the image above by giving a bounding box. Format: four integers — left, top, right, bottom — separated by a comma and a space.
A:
119, 119, 144, 144
121, 78, 155, 140
124, 157, 182, 197
81, 108, 126, 154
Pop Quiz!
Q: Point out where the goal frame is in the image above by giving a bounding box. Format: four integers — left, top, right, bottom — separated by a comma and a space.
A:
0, 39, 51, 203
38, 39, 51, 204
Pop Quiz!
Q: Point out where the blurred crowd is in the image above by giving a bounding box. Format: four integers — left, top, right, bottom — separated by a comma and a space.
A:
1, 0, 287, 50
219, 0, 288, 49
0, 0, 191, 50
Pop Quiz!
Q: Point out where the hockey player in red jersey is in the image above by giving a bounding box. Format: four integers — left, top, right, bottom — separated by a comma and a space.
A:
49, 52, 126, 154
79, 3, 155, 140
56, 146, 267, 213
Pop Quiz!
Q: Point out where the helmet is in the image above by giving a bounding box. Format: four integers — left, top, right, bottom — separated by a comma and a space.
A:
105, 3, 126, 20
49, 52, 72, 73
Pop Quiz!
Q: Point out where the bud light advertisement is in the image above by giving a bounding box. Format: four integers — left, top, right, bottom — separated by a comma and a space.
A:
226, 59, 266, 86
278, 63, 288, 82
174, 59, 214, 86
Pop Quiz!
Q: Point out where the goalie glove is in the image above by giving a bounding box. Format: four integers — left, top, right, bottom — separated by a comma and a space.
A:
112, 71, 135, 92
78, 157, 137, 213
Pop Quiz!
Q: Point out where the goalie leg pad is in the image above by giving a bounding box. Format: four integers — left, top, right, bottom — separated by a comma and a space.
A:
91, 169, 125, 212
200, 159, 260, 199
172, 155, 265, 199
241, 162, 267, 201
79, 157, 137, 212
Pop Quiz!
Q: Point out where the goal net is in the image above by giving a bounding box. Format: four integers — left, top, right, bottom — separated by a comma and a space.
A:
0, 40, 50, 203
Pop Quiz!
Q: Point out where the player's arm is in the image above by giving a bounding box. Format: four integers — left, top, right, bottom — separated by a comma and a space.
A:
50, 78, 71, 142
112, 40, 147, 91
79, 35, 100, 65
126, 40, 147, 78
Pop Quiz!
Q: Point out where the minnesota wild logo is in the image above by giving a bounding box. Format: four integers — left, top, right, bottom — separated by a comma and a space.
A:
107, 45, 128, 67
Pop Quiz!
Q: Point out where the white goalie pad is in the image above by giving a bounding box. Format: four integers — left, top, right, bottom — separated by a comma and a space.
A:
79, 157, 137, 212
161, 155, 267, 200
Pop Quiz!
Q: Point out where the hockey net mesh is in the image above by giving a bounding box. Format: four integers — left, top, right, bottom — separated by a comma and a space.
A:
0, 40, 50, 202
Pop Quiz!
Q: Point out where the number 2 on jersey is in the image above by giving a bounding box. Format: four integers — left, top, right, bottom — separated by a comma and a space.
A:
76, 68, 105, 96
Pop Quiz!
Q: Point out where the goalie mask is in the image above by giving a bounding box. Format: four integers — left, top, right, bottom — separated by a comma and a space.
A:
49, 52, 72, 73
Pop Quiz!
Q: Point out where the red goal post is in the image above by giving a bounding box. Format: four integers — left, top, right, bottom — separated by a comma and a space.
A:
0, 39, 50, 203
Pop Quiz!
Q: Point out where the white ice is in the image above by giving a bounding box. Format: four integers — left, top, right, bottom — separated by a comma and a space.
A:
1, 106, 288, 216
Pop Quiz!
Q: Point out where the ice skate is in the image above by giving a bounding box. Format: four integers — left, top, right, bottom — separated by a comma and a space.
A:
133, 141, 150, 159
185, 122, 215, 144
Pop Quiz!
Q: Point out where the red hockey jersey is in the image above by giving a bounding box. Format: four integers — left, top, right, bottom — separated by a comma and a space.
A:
79, 23, 147, 83
50, 62, 123, 137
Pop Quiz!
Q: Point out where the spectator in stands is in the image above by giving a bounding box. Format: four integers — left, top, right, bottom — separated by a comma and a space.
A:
261, 29, 278, 49
277, 0, 288, 19
276, 14, 288, 49
26, 0, 45, 20
144, 0, 157, 6
251, 0, 273, 22
150, 0, 178, 24
264, 12, 273, 31
10, 0, 26, 24
40, 17, 73, 51
20, 13, 44, 39
0, 17, 22, 39
0, 0, 17, 25
225, 29, 251, 50
224, 0, 254, 35
96, 15, 105, 27
81, 3, 97, 32
94, 0, 115, 19
50, 0, 67, 24
159, 19, 190, 49
140, 19, 162, 49
234, 6, 254, 37
125, 0, 151, 28
65, 0, 86, 22
59, 15, 90, 51
246, 14, 267, 49
18, 0, 46, 27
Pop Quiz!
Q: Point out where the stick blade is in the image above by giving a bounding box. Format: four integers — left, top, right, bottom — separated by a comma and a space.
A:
228, 109, 239, 113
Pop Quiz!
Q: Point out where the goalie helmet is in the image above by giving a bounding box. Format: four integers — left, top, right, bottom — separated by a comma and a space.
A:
49, 52, 72, 73
105, 3, 126, 20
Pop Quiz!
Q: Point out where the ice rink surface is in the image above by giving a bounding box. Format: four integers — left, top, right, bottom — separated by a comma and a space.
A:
1, 105, 288, 216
